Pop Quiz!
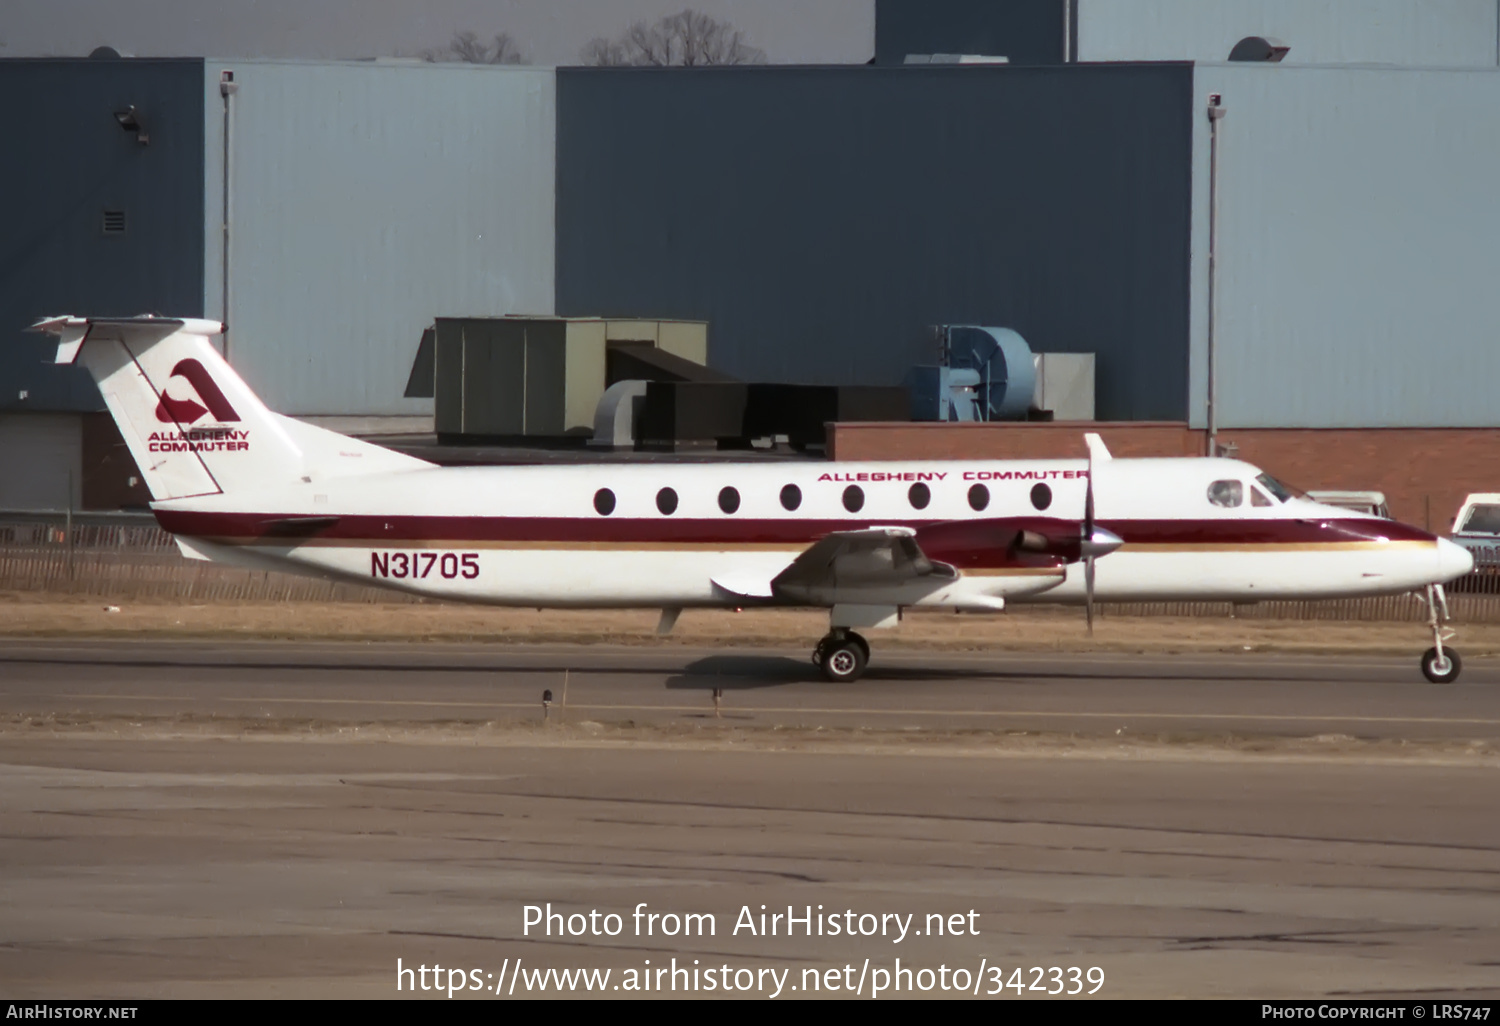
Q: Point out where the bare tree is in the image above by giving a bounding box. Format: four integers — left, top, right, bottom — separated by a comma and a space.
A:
581, 9, 767, 67
579, 36, 629, 67
426, 30, 528, 65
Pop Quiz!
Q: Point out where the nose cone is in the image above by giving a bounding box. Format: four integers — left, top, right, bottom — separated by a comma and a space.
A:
1437, 538, 1475, 582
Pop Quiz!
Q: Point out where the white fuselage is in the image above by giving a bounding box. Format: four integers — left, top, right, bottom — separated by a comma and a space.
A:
154, 455, 1471, 611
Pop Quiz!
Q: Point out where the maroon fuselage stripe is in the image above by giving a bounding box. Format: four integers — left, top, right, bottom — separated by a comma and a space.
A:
152, 510, 1438, 549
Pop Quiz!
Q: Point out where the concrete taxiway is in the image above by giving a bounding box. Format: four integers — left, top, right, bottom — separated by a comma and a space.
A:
2, 639, 1498, 999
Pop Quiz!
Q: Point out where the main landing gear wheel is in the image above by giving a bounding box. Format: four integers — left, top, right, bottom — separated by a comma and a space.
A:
847, 631, 870, 665
815, 631, 869, 683
1421, 646, 1462, 684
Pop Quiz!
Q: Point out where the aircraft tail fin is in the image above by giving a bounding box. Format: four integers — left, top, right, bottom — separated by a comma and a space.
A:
31, 316, 431, 502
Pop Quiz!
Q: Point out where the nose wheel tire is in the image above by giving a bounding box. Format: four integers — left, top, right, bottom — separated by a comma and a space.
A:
818, 636, 869, 683
1421, 646, 1462, 684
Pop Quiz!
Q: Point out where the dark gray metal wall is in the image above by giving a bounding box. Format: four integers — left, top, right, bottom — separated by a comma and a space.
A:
876, 0, 1069, 65
556, 64, 1194, 421
0, 59, 205, 412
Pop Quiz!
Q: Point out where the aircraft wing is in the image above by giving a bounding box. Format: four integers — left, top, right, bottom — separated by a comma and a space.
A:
711, 518, 1108, 606
709, 528, 948, 603
769, 527, 957, 604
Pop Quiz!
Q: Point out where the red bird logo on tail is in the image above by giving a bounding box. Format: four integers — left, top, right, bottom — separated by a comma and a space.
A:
153, 359, 240, 424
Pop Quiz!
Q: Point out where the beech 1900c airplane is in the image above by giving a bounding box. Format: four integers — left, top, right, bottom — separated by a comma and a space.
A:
34, 316, 1476, 683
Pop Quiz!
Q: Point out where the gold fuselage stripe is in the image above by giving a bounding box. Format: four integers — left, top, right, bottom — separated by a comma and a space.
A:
197, 537, 1436, 554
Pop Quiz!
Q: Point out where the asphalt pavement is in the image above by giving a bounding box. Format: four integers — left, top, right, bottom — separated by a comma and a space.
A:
3, 638, 1500, 739
3, 638, 1498, 999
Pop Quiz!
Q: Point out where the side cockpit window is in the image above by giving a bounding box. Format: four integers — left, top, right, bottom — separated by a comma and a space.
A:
1251, 487, 1274, 507
1207, 480, 1243, 508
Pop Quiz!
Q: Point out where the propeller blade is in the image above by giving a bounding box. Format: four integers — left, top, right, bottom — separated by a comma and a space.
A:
1083, 437, 1095, 634
1084, 468, 1094, 537
1085, 554, 1096, 636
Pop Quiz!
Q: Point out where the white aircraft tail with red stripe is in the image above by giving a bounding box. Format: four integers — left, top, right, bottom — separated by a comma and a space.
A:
31, 316, 430, 502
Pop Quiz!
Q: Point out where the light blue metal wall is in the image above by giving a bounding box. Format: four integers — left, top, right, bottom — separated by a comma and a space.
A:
1080, 0, 1498, 67
1187, 63, 1500, 428
203, 60, 556, 417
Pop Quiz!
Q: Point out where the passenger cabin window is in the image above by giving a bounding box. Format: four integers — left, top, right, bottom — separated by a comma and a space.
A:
1251, 487, 1273, 507
1461, 504, 1500, 535
593, 488, 616, 516
843, 485, 865, 513
718, 486, 740, 514
656, 487, 678, 515
1207, 480, 1243, 508
968, 484, 990, 511
908, 482, 930, 510
1030, 483, 1052, 511
780, 483, 801, 511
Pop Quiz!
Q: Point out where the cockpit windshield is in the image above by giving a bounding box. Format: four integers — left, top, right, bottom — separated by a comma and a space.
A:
1255, 473, 1296, 503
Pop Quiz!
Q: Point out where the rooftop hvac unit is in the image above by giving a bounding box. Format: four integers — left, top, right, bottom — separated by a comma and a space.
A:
421, 316, 709, 442
1032, 352, 1095, 421
905, 326, 1035, 421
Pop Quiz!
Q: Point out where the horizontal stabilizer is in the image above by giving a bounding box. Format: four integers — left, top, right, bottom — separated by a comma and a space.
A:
174, 536, 214, 562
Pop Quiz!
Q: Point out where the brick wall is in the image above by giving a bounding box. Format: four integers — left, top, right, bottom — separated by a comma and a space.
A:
826, 421, 1203, 461
827, 422, 1500, 531
1220, 428, 1500, 533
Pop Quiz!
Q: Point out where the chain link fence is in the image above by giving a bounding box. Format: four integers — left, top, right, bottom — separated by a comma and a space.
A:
0, 512, 417, 604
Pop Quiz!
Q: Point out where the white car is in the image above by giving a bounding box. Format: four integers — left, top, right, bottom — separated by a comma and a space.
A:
1305, 490, 1390, 519
1451, 494, 1500, 568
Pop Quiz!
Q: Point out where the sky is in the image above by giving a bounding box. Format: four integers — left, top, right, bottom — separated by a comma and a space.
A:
0, 0, 875, 65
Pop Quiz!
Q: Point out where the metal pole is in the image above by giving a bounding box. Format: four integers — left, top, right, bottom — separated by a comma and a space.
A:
220, 71, 237, 360
1205, 94, 1226, 457
65, 472, 74, 580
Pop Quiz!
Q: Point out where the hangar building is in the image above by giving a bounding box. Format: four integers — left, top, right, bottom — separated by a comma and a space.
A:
3, 0, 1499, 524
1, 58, 554, 507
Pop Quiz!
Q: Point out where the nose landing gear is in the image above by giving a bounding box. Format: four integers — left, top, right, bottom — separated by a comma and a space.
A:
1420, 584, 1462, 684
814, 629, 870, 682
